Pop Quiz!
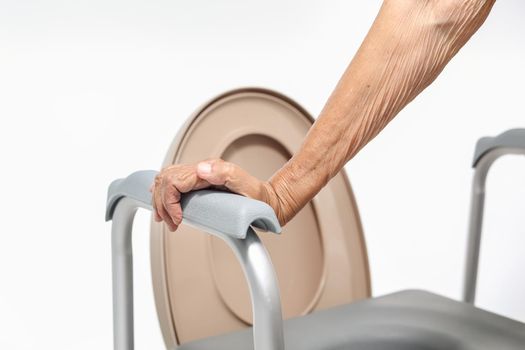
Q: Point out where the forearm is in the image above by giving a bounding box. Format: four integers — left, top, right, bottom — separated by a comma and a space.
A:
266, 0, 495, 224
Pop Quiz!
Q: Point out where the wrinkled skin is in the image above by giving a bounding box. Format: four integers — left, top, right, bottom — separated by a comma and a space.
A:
152, 0, 496, 232
150, 159, 284, 231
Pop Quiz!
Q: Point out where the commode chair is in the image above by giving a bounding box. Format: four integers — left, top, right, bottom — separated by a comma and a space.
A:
106, 88, 525, 350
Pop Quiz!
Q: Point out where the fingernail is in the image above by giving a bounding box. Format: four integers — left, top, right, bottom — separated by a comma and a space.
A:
197, 162, 212, 175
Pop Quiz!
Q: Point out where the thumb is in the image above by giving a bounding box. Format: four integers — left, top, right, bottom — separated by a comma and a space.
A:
196, 159, 264, 200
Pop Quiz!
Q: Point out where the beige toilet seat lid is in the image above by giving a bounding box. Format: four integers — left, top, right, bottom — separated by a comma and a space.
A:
150, 88, 370, 347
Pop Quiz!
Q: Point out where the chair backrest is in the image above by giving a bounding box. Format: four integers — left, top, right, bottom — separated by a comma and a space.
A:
150, 88, 371, 347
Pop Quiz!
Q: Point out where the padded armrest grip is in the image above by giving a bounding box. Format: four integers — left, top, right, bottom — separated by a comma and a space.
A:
106, 170, 281, 238
180, 190, 281, 238
473, 129, 525, 167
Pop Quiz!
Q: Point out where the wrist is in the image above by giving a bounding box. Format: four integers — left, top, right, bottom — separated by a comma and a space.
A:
260, 180, 290, 226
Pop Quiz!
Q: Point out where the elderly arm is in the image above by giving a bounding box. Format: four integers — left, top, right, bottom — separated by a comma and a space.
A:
262, 0, 496, 224
152, 0, 495, 230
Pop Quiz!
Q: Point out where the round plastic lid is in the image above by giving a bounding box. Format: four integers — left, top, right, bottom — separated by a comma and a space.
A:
150, 88, 370, 346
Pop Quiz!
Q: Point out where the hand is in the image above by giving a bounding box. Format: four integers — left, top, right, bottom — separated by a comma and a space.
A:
150, 158, 284, 232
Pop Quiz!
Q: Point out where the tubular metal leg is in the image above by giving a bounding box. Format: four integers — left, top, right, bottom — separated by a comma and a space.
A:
111, 198, 142, 350
223, 228, 284, 350
463, 147, 525, 304
463, 166, 488, 304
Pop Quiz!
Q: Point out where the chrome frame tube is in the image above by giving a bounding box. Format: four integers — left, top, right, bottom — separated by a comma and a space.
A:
111, 197, 151, 350
463, 147, 525, 304
221, 227, 284, 350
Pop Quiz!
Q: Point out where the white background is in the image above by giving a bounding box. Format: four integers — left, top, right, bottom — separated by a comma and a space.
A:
1, 1, 524, 349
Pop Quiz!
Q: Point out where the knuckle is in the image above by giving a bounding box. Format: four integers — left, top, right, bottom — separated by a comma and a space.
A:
211, 158, 224, 169
224, 162, 236, 178
174, 173, 186, 183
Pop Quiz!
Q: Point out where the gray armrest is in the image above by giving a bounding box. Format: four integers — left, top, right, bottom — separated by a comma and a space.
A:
181, 190, 281, 238
105, 170, 282, 238
106, 170, 284, 350
105, 170, 157, 220
472, 129, 525, 167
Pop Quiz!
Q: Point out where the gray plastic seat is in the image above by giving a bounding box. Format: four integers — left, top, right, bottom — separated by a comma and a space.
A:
179, 290, 525, 350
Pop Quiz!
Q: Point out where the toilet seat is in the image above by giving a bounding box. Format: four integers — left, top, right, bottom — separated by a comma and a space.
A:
177, 290, 525, 350
150, 88, 371, 346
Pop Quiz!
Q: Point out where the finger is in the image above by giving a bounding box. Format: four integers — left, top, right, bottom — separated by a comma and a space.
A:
151, 178, 162, 221
196, 159, 230, 185
162, 184, 183, 227
196, 159, 263, 198
154, 209, 162, 222
154, 179, 177, 231
151, 182, 160, 221
163, 167, 210, 225
172, 164, 210, 193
